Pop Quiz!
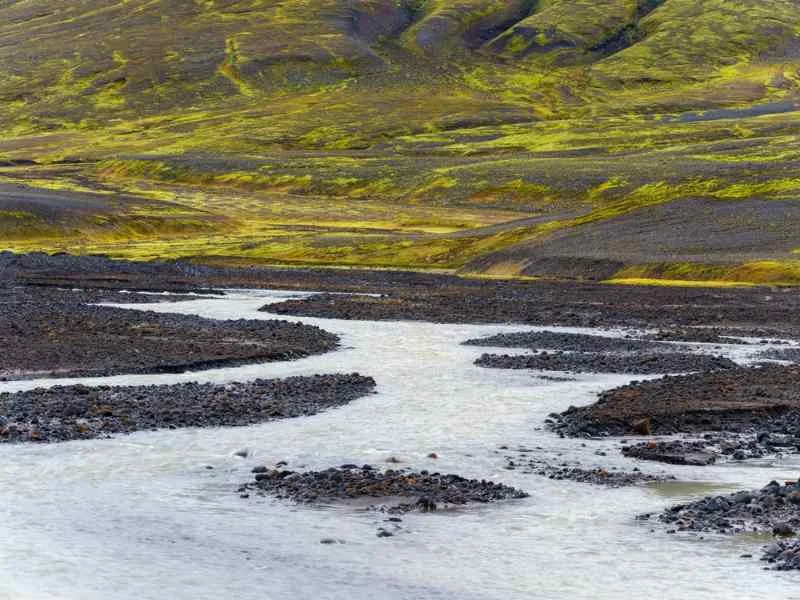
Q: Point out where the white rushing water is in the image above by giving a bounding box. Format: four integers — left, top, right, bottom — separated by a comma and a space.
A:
1, 289, 799, 600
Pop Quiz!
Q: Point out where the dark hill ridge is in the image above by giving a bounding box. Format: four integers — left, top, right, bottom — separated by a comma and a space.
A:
1, 1, 800, 282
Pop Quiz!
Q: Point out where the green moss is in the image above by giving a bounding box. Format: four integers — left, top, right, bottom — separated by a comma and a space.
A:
0, 210, 37, 220
0, 1, 799, 283
612, 260, 800, 285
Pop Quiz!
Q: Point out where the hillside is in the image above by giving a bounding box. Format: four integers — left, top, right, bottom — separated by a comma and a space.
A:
1, 0, 800, 283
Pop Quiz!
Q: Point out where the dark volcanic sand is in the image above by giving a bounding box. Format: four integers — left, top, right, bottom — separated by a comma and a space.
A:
475, 351, 737, 375
239, 466, 528, 513
0, 374, 375, 443
549, 364, 800, 438
0, 285, 338, 381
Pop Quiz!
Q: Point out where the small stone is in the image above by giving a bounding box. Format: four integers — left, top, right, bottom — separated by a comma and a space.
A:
416, 497, 437, 511
763, 543, 783, 558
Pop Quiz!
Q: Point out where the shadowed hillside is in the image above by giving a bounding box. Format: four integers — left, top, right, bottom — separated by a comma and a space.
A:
1, 0, 800, 284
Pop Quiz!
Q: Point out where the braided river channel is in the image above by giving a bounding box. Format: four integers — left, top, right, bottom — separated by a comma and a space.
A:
1, 289, 800, 599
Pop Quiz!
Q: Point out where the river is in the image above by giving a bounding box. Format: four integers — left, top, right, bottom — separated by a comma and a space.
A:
1, 289, 798, 599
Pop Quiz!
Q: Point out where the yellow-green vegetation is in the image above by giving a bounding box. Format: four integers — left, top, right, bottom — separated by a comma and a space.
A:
602, 278, 759, 288
1, 0, 800, 285
613, 261, 800, 285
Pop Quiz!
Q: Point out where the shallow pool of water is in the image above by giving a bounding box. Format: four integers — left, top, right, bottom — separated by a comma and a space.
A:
1, 289, 798, 600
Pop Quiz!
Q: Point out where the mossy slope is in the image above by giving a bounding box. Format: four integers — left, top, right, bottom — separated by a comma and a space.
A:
1, 0, 800, 284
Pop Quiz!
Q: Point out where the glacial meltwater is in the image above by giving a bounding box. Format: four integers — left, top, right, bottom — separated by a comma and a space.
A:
1, 289, 799, 599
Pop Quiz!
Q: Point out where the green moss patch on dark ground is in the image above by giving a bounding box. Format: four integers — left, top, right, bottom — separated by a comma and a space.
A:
464, 198, 800, 278
2, 1, 800, 280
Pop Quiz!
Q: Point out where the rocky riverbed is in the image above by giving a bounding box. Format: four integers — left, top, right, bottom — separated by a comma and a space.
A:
239, 465, 529, 514
0, 374, 375, 443
621, 431, 800, 466
549, 364, 800, 438
7, 251, 800, 334
498, 445, 674, 486
264, 286, 800, 339
642, 328, 756, 344
5, 252, 800, 587
463, 330, 667, 353
763, 539, 800, 570
466, 328, 739, 374
646, 480, 800, 570
622, 440, 719, 466
475, 350, 737, 375
757, 347, 800, 362
651, 479, 800, 536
